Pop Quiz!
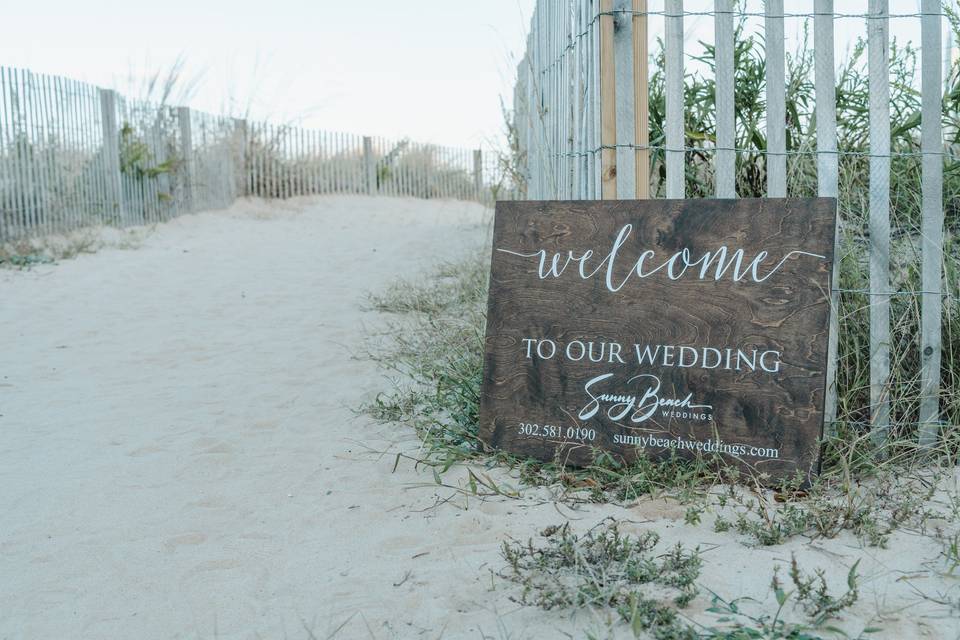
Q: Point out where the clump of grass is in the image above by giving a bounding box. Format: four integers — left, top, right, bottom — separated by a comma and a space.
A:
500, 519, 700, 637
363, 254, 488, 465
498, 519, 868, 638
0, 230, 110, 268
781, 555, 860, 625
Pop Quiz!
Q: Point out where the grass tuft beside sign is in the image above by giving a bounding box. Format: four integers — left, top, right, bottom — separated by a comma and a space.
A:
478, 199, 837, 483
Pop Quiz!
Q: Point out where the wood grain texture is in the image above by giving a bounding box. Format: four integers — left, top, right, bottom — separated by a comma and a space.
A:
479, 198, 837, 483
600, 0, 617, 199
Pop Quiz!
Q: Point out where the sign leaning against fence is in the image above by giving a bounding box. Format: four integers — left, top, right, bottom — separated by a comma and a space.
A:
478, 198, 837, 482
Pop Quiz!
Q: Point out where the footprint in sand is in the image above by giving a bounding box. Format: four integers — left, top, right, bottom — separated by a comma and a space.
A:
163, 532, 207, 551
127, 444, 165, 457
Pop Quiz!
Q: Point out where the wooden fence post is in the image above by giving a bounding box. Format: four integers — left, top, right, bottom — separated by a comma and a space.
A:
868, 0, 891, 447
177, 107, 193, 213
473, 149, 483, 200
919, 0, 945, 445
233, 118, 249, 198
363, 136, 376, 194
98, 88, 124, 222
815, 0, 841, 434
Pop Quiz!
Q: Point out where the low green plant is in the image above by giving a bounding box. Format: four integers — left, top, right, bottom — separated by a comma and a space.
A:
781, 555, 860, 626
500, 519, 700, 637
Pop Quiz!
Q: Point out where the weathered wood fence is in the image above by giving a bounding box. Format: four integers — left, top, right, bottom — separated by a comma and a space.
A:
514, 0, 958, 445
0, 67, 511, 243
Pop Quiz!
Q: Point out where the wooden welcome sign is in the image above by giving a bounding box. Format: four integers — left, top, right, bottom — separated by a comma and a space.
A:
478, 199, 837, 482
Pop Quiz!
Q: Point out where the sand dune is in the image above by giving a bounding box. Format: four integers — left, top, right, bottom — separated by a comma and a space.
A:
2, 196, 958, 639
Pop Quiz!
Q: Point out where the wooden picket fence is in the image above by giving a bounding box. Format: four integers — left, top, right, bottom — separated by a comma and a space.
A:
513, 0, 954, 445
0, 67, 513, 243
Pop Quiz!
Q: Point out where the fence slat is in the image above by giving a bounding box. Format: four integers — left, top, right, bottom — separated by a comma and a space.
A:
599, 0, 617, 199
0, 68, 12, 240
765, 0, 787, 197
868, 0, 891, 446
634, 0, 650, 198
613, 0, 636, 198
178, 107, 193, 212
665, 0, 684, 198
714, 0, 735, 198
815, 0, 842, 434
919, 0, 945, 445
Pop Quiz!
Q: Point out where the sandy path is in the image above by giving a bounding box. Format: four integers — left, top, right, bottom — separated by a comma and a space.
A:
0, 197, 505, 639
2, 196, 957, 640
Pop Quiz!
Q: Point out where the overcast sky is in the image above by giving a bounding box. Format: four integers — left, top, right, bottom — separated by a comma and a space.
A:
0, 0, 538, 149
0, 0, 949, 151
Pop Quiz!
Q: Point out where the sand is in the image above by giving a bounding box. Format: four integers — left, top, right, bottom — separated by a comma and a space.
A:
2, 196, 958, 639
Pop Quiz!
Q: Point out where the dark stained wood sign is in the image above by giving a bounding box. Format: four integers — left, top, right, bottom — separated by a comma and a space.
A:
478, 199, 837, 482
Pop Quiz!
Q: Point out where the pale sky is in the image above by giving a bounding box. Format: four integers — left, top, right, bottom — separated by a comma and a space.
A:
0, 0, 538, 150
0, 0, 948, 151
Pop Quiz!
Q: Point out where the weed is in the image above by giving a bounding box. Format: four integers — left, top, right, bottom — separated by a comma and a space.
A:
782, 555, 860, 625
500, 519, 700, 637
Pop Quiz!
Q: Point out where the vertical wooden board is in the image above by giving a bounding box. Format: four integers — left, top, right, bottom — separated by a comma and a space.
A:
178, 107, 194, 212
814, 0, 841, 433
34, 73, 49, 233
260, 123, 268, 198
20, 70, 37, 233
765, 0, 787, 197
592, 0, 602, 198
868, 0, 891, 444
714, 0, 735, 198
252, 122, 260, 197
318, 130, 325, 193
98, 89, 124, 224
0, 68, 10, 239
530, 44, 541, 199
51, 75, 66, 232
634, 0, 650, 198
66, 78, 79, 227
363, 135, 374, 195
299, 127, 306, 196
9, 69, 26, 232
44, 75, 59, 231
80, 80, 94, 225
327, 130, 335, 193
599, 0, 617, 198
310, 129, 323, 195
19, 70, 37, 233
282, 126, 290, 199
79, 82, 90, 222
613, 0, 636, 198
346, 133, 354, 193
0, 68, 11, 240
26, 70, 38, 232
92, 82, 109, 223
567, 2, 573, 198
572, 1, 583, 198
273, 124, 280, 198
49, 75, 61, 231
474, 149, 483, 200
38, 73, 52, 231
258, 122, 265, 198
919, 0, 945, 444
665, 0, 685, 198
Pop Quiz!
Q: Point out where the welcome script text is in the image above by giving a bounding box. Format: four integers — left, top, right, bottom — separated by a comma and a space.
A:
497, 222, 826, 291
